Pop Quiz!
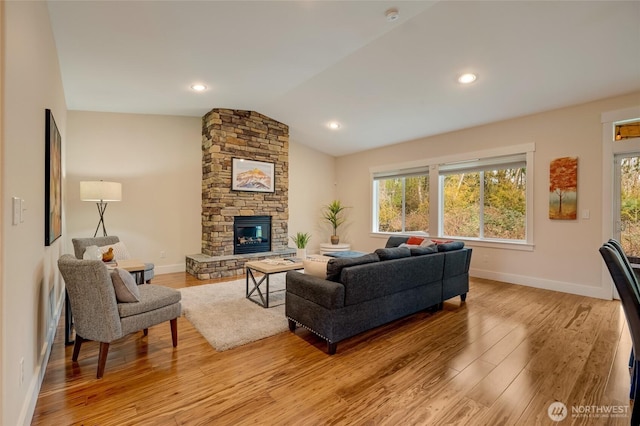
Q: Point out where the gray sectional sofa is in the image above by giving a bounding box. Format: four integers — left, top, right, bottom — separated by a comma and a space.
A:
285, 236, 472, 354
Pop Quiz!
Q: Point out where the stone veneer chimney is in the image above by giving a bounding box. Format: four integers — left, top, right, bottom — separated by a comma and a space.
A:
187, 109, 294, 279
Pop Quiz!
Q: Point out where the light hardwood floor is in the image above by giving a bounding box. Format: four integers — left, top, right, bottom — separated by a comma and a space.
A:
33, 274, 633, 425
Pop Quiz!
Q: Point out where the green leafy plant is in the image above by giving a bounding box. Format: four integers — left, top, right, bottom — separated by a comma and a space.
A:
323, 200, 348, 237
290, 232, 311, 249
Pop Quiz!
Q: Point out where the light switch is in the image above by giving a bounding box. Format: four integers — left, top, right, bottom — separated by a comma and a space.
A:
20, 199, 25, 223
581, 209, 590, 219
12, 197, 20, 225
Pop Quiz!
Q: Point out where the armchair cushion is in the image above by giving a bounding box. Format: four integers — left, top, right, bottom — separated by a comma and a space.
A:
117, 284, 182, 318
110, 268, 140, 303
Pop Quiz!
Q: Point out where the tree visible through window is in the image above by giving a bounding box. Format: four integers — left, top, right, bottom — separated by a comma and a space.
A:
621, 155, 640, 257
440, 154, 527, 241
373, 150, 530, 242
375, 174, 429, 233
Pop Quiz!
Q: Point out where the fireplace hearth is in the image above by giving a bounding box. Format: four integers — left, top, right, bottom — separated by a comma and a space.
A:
234, 216, 271, 255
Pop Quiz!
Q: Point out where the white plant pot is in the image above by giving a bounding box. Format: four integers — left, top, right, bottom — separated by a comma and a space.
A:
296, 248, 307, 259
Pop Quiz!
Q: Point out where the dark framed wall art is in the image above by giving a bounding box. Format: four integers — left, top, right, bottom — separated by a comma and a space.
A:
231, 158, 275, 193
45, 109, 62, 245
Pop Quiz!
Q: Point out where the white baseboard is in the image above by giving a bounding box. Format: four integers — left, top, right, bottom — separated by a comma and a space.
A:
19, 289, 64, 426
470, 268, 612, 300
155, 263, 186, 275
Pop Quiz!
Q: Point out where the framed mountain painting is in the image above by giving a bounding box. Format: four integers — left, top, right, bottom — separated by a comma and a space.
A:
232, 158, 275, 193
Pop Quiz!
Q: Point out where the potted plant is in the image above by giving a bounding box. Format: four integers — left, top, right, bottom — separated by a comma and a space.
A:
290, 232, 311, 259
322, 200, 348, 245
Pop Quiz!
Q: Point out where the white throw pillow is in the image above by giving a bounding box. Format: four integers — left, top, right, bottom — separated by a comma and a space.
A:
303, 256, 331, 278
100, 242, 131, 260
420, 239, 437, 247
82, 245, 103, 260
111, 268, 140, 303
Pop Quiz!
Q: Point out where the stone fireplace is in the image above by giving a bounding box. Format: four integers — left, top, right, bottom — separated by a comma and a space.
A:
186, 109, 295, 279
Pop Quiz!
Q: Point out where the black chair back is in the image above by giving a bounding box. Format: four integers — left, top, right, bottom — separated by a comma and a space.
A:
608, 239, 640, 298
599, 242, 640, 425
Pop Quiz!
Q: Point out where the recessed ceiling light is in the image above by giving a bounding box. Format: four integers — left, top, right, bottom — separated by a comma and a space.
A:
328, 122, 341, 130
385, 8, 399, 22
458, 73, 477, 84
190, 84, 207, 92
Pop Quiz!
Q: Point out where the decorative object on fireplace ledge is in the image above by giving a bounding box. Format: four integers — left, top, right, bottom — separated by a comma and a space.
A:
45, 109, 62, 246
322, 200, 349, 245
290, 232, 311, 259
80, 180, 122, 237
549, 156, 578, 220
232, 158, 275, 193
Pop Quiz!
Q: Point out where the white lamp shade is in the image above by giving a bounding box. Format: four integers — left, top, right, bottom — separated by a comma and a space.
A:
80, 181, 122, 202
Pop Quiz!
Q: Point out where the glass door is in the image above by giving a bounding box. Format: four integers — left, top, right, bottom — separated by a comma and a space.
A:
614, 153, 640, 259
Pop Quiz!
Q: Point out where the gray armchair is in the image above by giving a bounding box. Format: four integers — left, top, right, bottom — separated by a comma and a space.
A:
71, 236, 154, 283
58, 255, 181, 378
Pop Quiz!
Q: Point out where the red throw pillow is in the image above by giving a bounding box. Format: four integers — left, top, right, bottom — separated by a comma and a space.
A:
406, 236, 425, 245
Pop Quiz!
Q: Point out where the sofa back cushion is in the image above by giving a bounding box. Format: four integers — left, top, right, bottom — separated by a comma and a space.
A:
340, 254, 445, 306
326, 254, 380, 282
410, 245, 438, 256
375, 247, 411, 260
437, 241, 465, 252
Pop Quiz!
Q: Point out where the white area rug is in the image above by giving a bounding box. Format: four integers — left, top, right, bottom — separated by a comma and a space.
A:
178, 274, 288, 351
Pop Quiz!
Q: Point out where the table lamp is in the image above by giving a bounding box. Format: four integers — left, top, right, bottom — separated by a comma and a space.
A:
80, 181, 122, 237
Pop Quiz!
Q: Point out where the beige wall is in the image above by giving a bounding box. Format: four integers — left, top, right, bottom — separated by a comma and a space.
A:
336, 91, 640, 299
2, 1, 67, 424
288, 141, 336, 254
66, 111, 202, 272
66, 112, 338, 267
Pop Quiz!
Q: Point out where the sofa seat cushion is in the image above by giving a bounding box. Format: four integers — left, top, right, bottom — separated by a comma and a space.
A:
326, 254, 380, 282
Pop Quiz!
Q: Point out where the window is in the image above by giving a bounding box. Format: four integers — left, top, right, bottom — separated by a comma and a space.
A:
439, 154, 526, 241
373, 167, 429, 233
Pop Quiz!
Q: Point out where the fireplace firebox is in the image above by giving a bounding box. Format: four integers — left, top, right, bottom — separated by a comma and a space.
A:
234, 216, 272, 255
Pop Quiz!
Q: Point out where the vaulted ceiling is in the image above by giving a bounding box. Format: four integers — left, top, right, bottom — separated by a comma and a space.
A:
47, 1, 640, 156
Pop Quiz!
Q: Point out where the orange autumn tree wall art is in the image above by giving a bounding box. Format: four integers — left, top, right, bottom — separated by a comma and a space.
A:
549, 156, 578, 220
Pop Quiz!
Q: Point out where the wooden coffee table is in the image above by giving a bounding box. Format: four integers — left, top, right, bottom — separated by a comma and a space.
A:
245, 259, 303, 308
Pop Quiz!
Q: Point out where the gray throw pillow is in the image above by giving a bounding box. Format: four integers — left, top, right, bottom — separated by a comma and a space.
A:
111, 268, 141, 303
374, 247, 411, 261
326, 254, 380, 282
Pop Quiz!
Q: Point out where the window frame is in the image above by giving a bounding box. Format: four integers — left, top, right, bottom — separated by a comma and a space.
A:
372, 165, 430, 234
370, 143, 535, 250
438, 153, 527, 242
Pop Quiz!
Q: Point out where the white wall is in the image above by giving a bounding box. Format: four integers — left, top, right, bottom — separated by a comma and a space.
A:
336, 91, 640, 300
65, 111, 202, 272
288, 141, 336, 254
2, 2, 67, 424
